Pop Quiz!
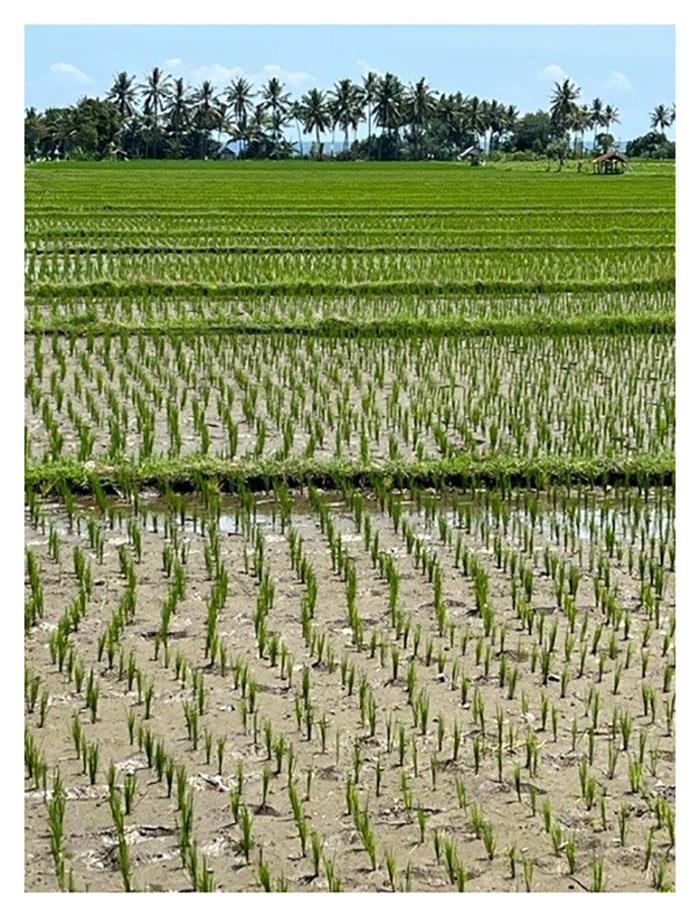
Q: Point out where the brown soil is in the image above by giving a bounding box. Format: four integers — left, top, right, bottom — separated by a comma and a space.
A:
24, 488, 675, 892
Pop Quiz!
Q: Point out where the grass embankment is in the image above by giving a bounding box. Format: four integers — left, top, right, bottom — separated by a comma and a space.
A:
26, 453, 674, 496
25, 312, 675, 338
27, 278, 675, 302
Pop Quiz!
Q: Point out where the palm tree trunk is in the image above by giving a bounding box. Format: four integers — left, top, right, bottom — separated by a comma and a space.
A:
366, 104, 372, 160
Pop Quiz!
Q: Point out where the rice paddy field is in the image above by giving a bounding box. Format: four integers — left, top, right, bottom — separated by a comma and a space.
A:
24, 160, 675, 893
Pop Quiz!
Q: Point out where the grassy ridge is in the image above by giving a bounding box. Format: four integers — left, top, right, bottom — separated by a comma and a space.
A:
26, 312, 675, 338
26, 453, 675, 496
28, 243, 675, 255
27, 278, 675, 300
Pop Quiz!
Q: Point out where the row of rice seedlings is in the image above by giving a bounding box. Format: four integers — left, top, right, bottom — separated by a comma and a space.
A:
25, 289, 675, 335
25, 332, 673, 464
25, 243, 673, 291
26, 480, 672, 888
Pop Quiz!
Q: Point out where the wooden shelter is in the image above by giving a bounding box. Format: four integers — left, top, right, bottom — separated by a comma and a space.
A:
592, 151, 627, 175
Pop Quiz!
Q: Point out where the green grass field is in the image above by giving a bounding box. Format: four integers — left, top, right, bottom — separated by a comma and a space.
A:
25, 161, 675, 893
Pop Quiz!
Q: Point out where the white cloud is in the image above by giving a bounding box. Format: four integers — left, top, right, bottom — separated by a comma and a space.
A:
164, 58, 183, 69
49, 62, 91, 83
605, 70, 632, 92
259, 64, 314, 88
537, 63, 570, 83
190, 62, 313, 89
356, 59, 385, 78
191, 63, 243, 84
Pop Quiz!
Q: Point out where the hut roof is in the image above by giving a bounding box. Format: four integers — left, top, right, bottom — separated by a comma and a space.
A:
592, 151, 627, 163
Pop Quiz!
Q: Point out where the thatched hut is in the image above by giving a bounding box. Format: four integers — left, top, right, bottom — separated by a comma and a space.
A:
592, 151, 627, 175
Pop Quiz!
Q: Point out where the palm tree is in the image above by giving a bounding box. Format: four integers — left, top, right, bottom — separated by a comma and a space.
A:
464, 96, 485, 150
43, 106, 77, 159
299, 88, 331, 159
501, 104, 519, 149
405, 78, 436, 159
191, 81, 221, 158
225, 77, 256, 155
373, 73, 405, 155
362, 72, 379, 158
141, 67, 172, 157
106, 72, 137, 148
434, 93, 465, 156
243, 104, 273, 158
289, 100, 305, 156
650, 103, 673, 135
486, 99, 508, 154
261, 77, 291, 158
589, 97, 605, 136
602, 104, 620, 137
570, 105, 589, 157
477, 99, 491, 153
578, 104, 595, 155
165, 77, 192, 155
330, 79, 363, 152
193, 81, 220, 126
549, 78, 580, 137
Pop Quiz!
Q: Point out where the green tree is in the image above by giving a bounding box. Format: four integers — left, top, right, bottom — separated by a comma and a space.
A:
141, 67, 172, 157
373, 73, 405, 158
361, 72, 379, 158
261, 77, 291, 159
225, 77, 256, 156
595, 132, 615, 153
24, 108, 44, 159
507, 111, 551, 153
650, 103, 673, 135
405, 78, 436, 158
330, 79, 363, 152
626, 131, 675, 159
190, 80, 221, 156
549, 78, 580, 137
462, 96, 486, 152
165, 77, 192, 156
106, 72, 137, 150
299, 88, 331, 158
602, 104, 620, 135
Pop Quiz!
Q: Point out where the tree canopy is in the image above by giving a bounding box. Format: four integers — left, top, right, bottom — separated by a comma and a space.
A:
24, 68, 675, 161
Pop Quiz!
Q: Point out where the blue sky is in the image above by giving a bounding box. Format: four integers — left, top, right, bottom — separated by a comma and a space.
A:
25, 24, 675, 139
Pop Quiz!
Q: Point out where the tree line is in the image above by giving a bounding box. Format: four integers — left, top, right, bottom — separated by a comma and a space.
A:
24, 68, 675, 162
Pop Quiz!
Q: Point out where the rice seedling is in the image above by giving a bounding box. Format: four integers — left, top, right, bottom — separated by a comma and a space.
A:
324, 857, 342, 892
513, 765, 522, 803
591, 855, 605, 892
305, 822, 326, 880
258, 857, 272, 892
481, 822, 497, 860
47, 770, 67, 890
384, 849, 397, 891
528, 785, 538, 818
238, 804, 255, 864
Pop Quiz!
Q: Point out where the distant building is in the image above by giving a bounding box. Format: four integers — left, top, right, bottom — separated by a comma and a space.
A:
216, 140, 239, 161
